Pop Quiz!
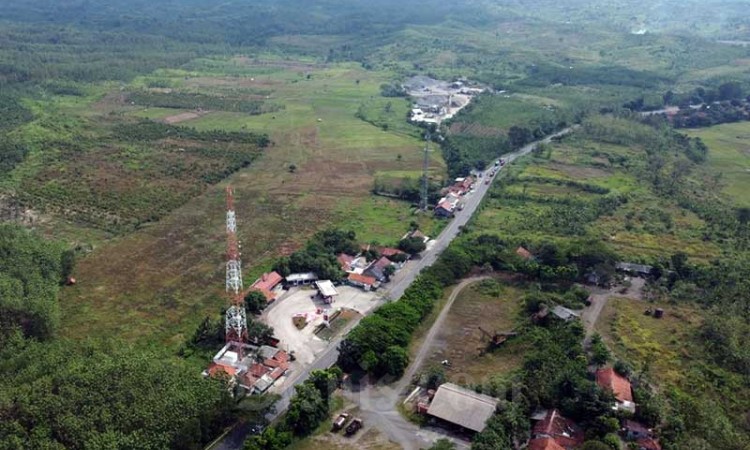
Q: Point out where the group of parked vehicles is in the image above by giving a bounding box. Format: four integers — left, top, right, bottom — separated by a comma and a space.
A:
332, 413, 363, 436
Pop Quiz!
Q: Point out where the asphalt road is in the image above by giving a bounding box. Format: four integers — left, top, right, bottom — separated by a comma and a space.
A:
211, 127, 576, 450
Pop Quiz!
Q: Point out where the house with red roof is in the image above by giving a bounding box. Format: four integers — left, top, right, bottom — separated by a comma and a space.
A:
531, 409, 584, 449
348, 272, 378, 291
434, 193, 461, 218
337, 253, 355, 272
596, 367, 635, 413
528, 437, 566, 450
365, 256, 395, 282
251, 271, 283, 302
447, 176, 474, 196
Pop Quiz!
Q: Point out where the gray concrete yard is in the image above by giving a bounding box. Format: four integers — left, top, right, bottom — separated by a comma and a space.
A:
262, 285, 384, 390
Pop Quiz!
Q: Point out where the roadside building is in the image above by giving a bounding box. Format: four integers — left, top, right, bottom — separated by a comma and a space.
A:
315, 280, 339, 302
347, 272, 378, 291
615, 262, 654, 276
434, 193, 460, 218
250, 271, 283, 302
285, 272, 318, 286
375, 246, 407, 260
551, 305, 580, 322
447, 176, 474, 196
204, 343, 289, 395
337, 253, 356, 272
364, 256, 394, 282
425, 383, 499, 433
531, 409, 584, 449
596, 367, 636, 413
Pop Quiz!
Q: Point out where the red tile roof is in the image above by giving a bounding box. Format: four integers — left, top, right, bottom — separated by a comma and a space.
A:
207, 362, 237, 377
252, 271, 283, 292
528, 437, 566, 450
337, 253, 355, 271
516, 246, 533, 260
249, 363, 269, 378
274, 350, 289, 363
378, 247, 405, 257
269, 366, 287, 380
637, 437, 662, 450
596, 367, 633, 403
374, 256, 392, 270
532, 409, 584, 449
348, 272, 377, 286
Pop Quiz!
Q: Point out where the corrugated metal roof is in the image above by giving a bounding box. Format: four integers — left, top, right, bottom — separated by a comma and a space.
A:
315, 280, 338, 297
426, 383, 499, 432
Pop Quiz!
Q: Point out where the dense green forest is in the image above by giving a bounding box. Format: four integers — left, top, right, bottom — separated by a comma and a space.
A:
0, 224, 233, 449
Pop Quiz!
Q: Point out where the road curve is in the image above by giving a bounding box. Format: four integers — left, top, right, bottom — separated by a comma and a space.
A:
210, 126, 577, 450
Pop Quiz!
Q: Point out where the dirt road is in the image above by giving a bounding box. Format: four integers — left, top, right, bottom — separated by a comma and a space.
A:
581, 277, 645, 345
343, 278, 487, 450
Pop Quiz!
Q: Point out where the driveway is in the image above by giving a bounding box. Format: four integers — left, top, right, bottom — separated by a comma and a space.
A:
581, 276, 645, 345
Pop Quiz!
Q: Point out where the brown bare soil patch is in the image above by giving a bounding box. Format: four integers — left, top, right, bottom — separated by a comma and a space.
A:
183, 76, 281, 89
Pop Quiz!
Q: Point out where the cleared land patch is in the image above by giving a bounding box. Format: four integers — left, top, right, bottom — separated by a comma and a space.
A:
418, 279, 526, 384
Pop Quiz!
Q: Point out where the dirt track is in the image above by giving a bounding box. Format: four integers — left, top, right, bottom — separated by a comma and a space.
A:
582, 277, 645, 345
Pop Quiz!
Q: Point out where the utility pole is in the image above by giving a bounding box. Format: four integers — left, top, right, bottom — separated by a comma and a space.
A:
420, 132, 431, 211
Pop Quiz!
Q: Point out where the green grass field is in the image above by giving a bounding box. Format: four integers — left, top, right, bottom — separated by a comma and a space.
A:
50, 59, 445, 345
685, 122, 750, 208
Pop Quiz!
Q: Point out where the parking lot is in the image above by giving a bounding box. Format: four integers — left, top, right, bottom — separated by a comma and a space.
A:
263, 285, 384, 375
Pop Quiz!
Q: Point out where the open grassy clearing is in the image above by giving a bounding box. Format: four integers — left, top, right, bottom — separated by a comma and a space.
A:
597, 296, 702, 387
685, 122, 750, 207
54, 60, 444, 345
417, 278, 527, 385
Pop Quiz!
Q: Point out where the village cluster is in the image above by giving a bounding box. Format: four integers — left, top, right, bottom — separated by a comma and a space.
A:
403, 75, 487, 125
205, 230, 431, 394
408, 338, 661, 450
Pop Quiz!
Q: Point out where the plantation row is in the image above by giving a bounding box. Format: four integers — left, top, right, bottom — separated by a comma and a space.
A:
126, 91, 281, 115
